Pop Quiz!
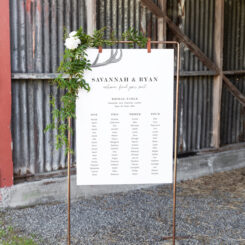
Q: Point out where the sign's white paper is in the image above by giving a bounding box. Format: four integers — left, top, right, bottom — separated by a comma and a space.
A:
76, 49, 174, 185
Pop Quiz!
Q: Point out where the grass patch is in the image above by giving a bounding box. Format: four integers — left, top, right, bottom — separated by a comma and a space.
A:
0, 223, 38, 245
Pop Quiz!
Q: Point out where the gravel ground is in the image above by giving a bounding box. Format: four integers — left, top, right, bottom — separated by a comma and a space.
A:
1, 168, 245, 245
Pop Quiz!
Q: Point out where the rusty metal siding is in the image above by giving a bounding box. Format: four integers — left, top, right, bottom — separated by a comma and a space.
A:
221, 0, 245, 146
10, 0, 87, 73
10, 0, 86, 177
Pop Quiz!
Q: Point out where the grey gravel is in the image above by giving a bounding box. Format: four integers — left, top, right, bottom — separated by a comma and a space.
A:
1, 168, 245, 245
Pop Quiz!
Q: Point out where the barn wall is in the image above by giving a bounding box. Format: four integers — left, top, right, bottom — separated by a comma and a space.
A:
10, 0, 245, 179
167, 0, 215, 152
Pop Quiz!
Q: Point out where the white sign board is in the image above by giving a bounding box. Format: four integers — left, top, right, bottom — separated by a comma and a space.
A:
76, 49, 174, 185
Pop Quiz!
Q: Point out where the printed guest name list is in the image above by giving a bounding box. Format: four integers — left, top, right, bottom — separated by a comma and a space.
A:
76, 49, 174, 185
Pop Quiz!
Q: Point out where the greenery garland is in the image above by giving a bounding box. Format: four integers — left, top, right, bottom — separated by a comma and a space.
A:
45, 27, 148, 154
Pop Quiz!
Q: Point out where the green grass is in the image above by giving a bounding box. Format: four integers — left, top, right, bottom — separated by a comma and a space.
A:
0, 224, 38, 245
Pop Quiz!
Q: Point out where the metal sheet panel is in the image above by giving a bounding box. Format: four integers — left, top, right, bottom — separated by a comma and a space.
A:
221, 76, 245, 145
10, 0, 87, 73
178, 76, 213, 153
10, 0, 86, 177
167, 0, 215, 153
96, 0, 159, 48
221, 0, 245, 146
11, 79, 76, 177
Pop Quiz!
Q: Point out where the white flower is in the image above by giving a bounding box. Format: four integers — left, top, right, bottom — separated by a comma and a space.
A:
69, 31, 77, 38
64, 31, 81, 50
65, 37, 81, 50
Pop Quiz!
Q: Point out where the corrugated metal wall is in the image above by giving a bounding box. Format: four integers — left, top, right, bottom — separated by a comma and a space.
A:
96, 0, 215, 153
10, 0, 245, 179
96, 0, 158, 47
10, 0, 87, 73
221, 0, 245, 145
10, 0, 87, 177
167, 0, 215, 152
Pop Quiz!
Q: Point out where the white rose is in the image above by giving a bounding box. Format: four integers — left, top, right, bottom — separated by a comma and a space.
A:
75, 37, 81, 45
65, 37, 81, 50
69, 31, 77, 38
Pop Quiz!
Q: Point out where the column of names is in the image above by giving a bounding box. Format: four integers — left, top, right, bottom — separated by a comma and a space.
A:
90, 113, 99, 176
110, 113, 120, 176
129, 113, 141, 176
150, 113, 160, 175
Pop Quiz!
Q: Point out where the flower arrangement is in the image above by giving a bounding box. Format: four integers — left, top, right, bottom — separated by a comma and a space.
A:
64, 31, 82, 50
45, 27, 148, 154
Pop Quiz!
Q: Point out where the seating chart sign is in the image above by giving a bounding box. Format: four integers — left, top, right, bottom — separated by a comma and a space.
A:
76, 49, 174, 185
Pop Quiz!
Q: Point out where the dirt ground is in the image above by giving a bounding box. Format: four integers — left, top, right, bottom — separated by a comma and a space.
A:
179, 167, 245, 199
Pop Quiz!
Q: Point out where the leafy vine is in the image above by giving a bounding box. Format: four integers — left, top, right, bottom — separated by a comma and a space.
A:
45, 27, 148, 153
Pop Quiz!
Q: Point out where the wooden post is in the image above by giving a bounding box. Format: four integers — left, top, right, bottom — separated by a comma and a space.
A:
86, 0, 97, 35
0, 0, 13, 188
212, 0, 224, 148
157, 0, 167, 49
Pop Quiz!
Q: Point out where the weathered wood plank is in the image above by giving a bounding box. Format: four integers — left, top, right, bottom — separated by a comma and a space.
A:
86, 0, 96, 35
11, 71, 218, 80
223, 70, 245, 75
157, 0, 167, 49
140, 0, 165, 17
212, 0, 224, 148
140, 0, 219, 72
12, 71, 245, 80
164, 15, 220, 73
178, 71, 217, 77
223, 75, 245, 106
12, 73, 68, 79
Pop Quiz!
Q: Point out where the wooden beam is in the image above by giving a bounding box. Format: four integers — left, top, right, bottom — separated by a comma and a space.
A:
11, 71, 218, 80
178, 71, 217, 77
140, 0, 219, 72
11, 73, 68, 80
86, 0, 96, 35
157, 0, 167, 48
212, 0, 224, 148
15, 71, 217, 81
14, 167, 77, 184
223, 75, 245, 106
140, 0, 245, 107
223, 70, 245, 75
140, 0, 165, 17
168, 15, 245, 105
164, 16, 220, 73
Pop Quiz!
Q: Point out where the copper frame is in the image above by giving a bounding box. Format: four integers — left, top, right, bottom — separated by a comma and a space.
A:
67, 40, 180, 245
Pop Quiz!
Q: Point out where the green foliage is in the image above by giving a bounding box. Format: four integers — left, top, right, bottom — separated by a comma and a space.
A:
122, 28, 148, 48
0, 225, 38, 245
45, 27, 147, 153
